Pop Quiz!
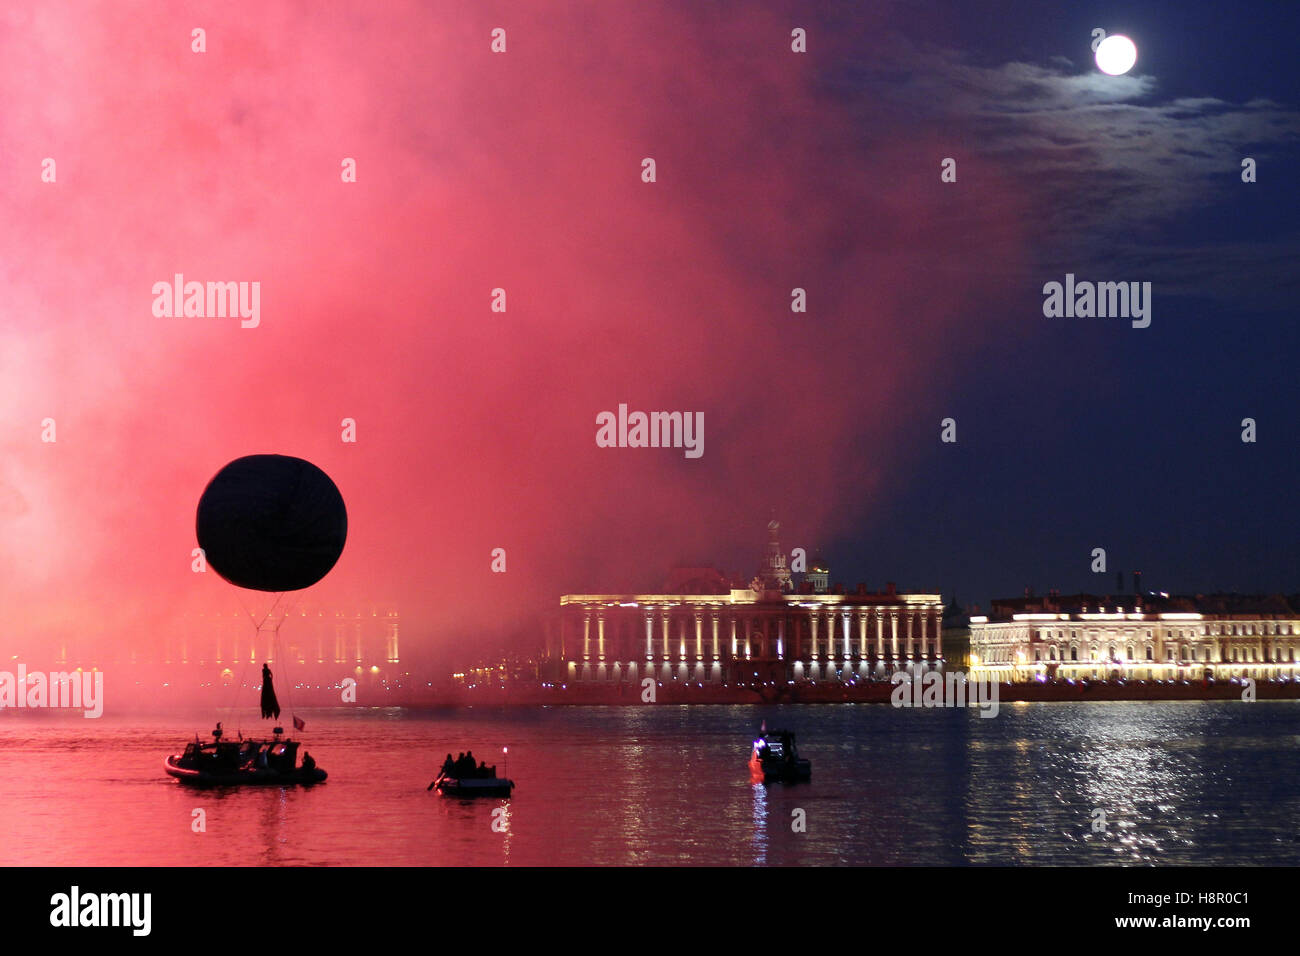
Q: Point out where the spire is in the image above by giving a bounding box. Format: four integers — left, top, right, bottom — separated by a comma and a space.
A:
755, 519, 793, 591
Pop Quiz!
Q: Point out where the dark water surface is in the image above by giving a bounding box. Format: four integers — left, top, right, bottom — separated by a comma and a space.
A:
2, 701, 1298, 865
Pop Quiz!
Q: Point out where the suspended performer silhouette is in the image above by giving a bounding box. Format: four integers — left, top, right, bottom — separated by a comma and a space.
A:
261, 663, 280, 720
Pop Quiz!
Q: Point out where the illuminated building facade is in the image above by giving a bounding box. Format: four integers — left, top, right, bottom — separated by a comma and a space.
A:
48, 607, 402, 670
170, 607, 401, 667
552, 522, 944, 684
968, 592, 1300, 681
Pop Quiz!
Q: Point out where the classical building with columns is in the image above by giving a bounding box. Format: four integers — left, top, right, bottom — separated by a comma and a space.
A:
968, 591, 1300, 682
550, 522, 943, 684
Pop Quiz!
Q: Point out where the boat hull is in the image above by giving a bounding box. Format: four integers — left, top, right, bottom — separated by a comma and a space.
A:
432, 775, 515, 798
164, 755, 327, 786
749, 753, 812, 784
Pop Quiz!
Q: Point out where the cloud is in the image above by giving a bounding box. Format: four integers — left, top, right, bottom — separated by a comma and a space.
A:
839, 35, 1300, 301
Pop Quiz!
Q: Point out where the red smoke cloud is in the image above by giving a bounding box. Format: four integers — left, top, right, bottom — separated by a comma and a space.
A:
0, 2, 1026, 669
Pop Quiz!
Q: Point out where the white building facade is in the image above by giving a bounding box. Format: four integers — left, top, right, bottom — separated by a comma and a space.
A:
969, 596, 1300, 682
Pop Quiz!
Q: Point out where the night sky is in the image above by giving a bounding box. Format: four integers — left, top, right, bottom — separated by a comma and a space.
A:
1, 1, 1296, 668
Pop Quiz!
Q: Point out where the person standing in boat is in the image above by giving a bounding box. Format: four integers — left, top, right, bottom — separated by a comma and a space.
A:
260, 663, 281, 721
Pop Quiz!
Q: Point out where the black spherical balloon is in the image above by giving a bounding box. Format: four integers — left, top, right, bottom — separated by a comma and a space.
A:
196, 455, 347, 592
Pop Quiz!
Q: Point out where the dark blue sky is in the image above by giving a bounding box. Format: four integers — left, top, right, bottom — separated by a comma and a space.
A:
726, 0, 1300, 606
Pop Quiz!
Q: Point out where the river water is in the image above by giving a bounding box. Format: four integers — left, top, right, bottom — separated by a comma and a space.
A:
2, 701, 1297, 865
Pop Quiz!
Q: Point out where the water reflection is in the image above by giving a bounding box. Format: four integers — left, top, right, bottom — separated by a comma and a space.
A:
494, 801, 512, 864
750, 782, 768, 865
3, 702, 1300, 865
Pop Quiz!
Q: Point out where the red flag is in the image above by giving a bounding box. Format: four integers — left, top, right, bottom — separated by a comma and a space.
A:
293, 715, 305, 731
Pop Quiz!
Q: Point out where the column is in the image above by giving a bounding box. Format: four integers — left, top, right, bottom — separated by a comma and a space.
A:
744, 616, 753, 658
582, 608, 592, 680
875, 609, 885, 659
842, 611, 851, 659
597, 611, 608, 680
905, 610, 914, 659
858, 610, 868, 658
711, 611, 720, 660
810, 613, 820, 660
730, 614, 738, 657
661, 608, 671, 660
890, 610, 899, 660
694, 611, 704, 661
645, 611, 654, 661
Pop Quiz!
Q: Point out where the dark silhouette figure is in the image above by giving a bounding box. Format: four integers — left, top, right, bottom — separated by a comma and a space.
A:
440, 754, 454, 775
260, 663, 280, 720
301, 751, 316, 773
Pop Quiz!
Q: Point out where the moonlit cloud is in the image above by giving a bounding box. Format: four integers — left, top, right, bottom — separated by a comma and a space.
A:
836, 34, 1300, 305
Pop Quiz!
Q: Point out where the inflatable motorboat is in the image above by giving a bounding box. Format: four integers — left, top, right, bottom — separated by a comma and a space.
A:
165, 731, 326, 786
749, 728, 811, 784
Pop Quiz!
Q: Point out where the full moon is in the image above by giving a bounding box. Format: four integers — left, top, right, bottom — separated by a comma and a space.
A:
1095, 35, 1138, 75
